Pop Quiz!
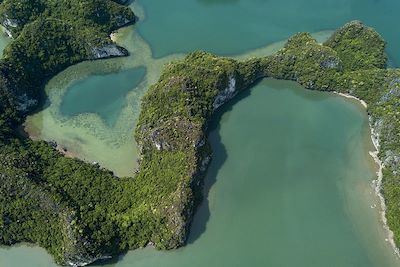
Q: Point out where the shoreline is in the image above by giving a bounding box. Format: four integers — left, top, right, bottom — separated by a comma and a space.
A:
110, 32, 118, 43
369, 124, 400, 257
334, 92, 368, 108
335, 91, 400, 257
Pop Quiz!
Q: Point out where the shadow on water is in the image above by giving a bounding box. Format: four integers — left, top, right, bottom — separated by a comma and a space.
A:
85, 82, 254, 265
187, 86, 253, 244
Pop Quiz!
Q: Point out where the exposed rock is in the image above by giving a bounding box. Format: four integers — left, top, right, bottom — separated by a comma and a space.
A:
213, 76, 236, 110
0, 15, 21, 38
15, 93, 38, 113
91, 44, 128, 59
114, 15, 136, 28
199, 155, 211, 173
320, 58, 341, 69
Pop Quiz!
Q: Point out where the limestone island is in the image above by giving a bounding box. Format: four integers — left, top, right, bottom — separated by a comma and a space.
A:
0, 1, 399, 266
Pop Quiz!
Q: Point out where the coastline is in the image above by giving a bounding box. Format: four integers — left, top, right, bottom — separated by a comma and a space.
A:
1, 17, 399, 265
369, 124, 400, 257
335, 92, 368, 108
336, 91, 400, 257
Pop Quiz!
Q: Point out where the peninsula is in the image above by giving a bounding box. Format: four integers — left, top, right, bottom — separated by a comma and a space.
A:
0, 1, 399, 266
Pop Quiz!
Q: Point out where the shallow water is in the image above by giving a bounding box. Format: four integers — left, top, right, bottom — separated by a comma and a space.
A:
24, 28, 181, 177
4, 80, 399, 266
60, 67, 146, 127
5, 0, 400, 266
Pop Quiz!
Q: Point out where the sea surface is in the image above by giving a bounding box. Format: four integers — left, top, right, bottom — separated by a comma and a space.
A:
2, 0, 400, 266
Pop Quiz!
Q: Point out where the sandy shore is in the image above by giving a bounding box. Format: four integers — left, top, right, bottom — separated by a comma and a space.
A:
110, 32, 118, 42
370, 125, 400, 256
335, 92, 368, 108
336, 91, 400, 256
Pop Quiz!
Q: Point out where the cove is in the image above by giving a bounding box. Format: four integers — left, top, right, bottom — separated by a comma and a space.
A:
136, 0, 400, 65
3, 79, 399, 266
2, 0, 399, 265
60, 67, 146, 127
104, 79, 399, 267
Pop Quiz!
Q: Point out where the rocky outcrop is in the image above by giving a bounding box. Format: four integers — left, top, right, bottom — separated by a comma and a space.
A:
15, 93, 38, 112
213, 76, 237, 110
91, 44, 128, 59
2, 16, 20, 37
114, 14, 136, 28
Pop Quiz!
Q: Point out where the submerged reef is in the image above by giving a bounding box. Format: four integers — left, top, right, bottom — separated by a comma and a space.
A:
0, 6, 399, 265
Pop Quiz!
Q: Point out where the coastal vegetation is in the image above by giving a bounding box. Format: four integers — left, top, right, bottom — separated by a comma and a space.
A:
134, 21, 400, 256
0, 2, 399, 265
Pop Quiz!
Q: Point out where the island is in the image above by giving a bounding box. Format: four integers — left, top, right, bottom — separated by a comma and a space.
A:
0, 1, 399, 266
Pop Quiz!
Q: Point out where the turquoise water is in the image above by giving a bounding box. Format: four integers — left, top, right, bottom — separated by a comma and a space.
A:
137, 0, 400, 65
4, 80, 399, 266
60, 67, 146, 126
100, 79, 399, 267
4, 0, 400, 266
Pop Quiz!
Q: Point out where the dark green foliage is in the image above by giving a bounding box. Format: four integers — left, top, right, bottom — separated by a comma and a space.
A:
0, 0, 134, 98
263, 32, 343, 90
0, 0, 135, 38
1, 13, 400, 267
0, 0, 138, 265
134, 21, 400, 259
324, 20, 387, 71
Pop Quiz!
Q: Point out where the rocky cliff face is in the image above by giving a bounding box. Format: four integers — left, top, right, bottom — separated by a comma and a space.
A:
91, 44, 128, 59
213, 76, 237, 110
2, 16, 20, 37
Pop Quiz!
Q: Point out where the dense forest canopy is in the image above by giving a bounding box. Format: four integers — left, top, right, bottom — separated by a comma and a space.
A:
0, 1, 399, 266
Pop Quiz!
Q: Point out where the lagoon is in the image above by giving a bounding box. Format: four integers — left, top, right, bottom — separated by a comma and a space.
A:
108, 79, 399, 267
2, 0, 400, 266
3, 79, 399, 267
60, 67, 146, 127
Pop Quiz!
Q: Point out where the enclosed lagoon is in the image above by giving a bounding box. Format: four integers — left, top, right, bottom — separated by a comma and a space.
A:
109, 79, 400, 267
3, 79, 399, 266
60, 67, 146, 127
23, 28, 182, 177
3, 0, 400, 266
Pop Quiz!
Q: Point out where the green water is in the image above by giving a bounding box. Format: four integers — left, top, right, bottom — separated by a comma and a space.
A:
3, 80, 399, 266
4, 0, 400, 265
137, 0, 400, 65
107, 79, 398, 267
60, 67, 146, 127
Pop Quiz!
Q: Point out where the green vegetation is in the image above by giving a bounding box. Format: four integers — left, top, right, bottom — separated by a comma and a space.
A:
0, 7, 399, 267
135, 20, 400, 259
0, 0, 134, 111
324, 20, 387, 71
0, 0, 141, 265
